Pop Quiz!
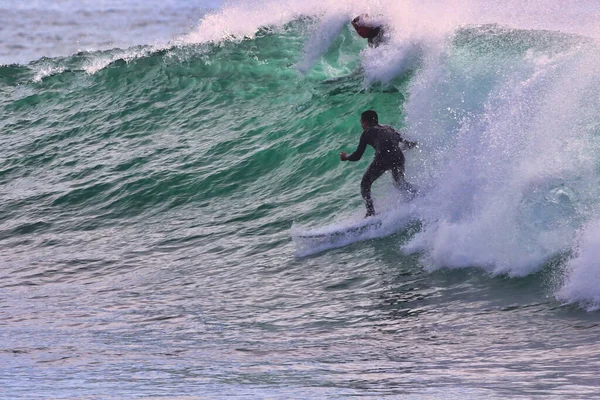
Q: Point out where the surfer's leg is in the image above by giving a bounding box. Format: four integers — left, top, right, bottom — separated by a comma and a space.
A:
361, 163, 386, 217
391, 166, 417, 200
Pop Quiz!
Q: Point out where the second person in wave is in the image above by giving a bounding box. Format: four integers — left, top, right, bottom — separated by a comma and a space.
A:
351, 14, 385, 48
340, 110, 418, 217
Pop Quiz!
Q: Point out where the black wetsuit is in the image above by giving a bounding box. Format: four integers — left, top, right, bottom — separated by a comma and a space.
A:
367, 27, 384, 48
351, 16, 385, 48
346, 124, 416, 216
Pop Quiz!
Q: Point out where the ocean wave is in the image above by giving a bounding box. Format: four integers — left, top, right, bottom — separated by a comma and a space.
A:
2, 7, 600, 310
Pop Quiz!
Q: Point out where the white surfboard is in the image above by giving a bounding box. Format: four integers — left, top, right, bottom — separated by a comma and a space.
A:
291, 206, 414, 256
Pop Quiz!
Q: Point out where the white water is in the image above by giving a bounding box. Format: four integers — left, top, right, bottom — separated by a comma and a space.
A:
403, 32, 600, 310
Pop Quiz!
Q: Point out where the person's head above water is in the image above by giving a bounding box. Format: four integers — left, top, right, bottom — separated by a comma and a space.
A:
360, 110, 379, 129
352, 14, 382, 40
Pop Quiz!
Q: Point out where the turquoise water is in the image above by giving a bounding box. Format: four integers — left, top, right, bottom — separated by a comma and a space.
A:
3, 1, 600, 398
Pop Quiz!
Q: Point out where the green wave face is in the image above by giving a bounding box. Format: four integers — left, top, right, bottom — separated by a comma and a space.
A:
0, 20, 408, 238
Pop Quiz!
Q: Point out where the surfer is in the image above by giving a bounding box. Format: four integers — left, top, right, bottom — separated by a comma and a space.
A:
351, 15, 385, 48
340, 110, 417, 217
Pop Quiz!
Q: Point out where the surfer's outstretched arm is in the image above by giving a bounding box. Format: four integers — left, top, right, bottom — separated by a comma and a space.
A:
402, 139, 418, 149
340, 132, 368, 161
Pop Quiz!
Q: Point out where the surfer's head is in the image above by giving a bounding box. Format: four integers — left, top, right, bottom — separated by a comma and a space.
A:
361, 110, 378, 129
352, 14, 379, 39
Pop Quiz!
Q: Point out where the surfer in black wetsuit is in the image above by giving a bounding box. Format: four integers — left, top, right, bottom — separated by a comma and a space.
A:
340, 110, 417, 217
352, 15, 385, 48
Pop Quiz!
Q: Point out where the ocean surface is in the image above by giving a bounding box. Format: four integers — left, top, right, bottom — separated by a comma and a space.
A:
3, 0, 600, 398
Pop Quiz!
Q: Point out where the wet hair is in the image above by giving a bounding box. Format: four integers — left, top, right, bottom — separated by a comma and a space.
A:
361, 110, 378, 126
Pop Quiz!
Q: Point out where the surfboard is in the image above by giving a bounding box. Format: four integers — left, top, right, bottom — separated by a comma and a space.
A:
292, 215, 382, 239
291, 207, 414, 256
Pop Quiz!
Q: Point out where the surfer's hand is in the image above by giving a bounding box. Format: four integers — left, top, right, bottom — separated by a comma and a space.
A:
405, 141, 417, 149
340, 152, 348, 161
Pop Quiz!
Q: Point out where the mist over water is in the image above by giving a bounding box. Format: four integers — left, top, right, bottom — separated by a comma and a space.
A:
3, 0, 600, 398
